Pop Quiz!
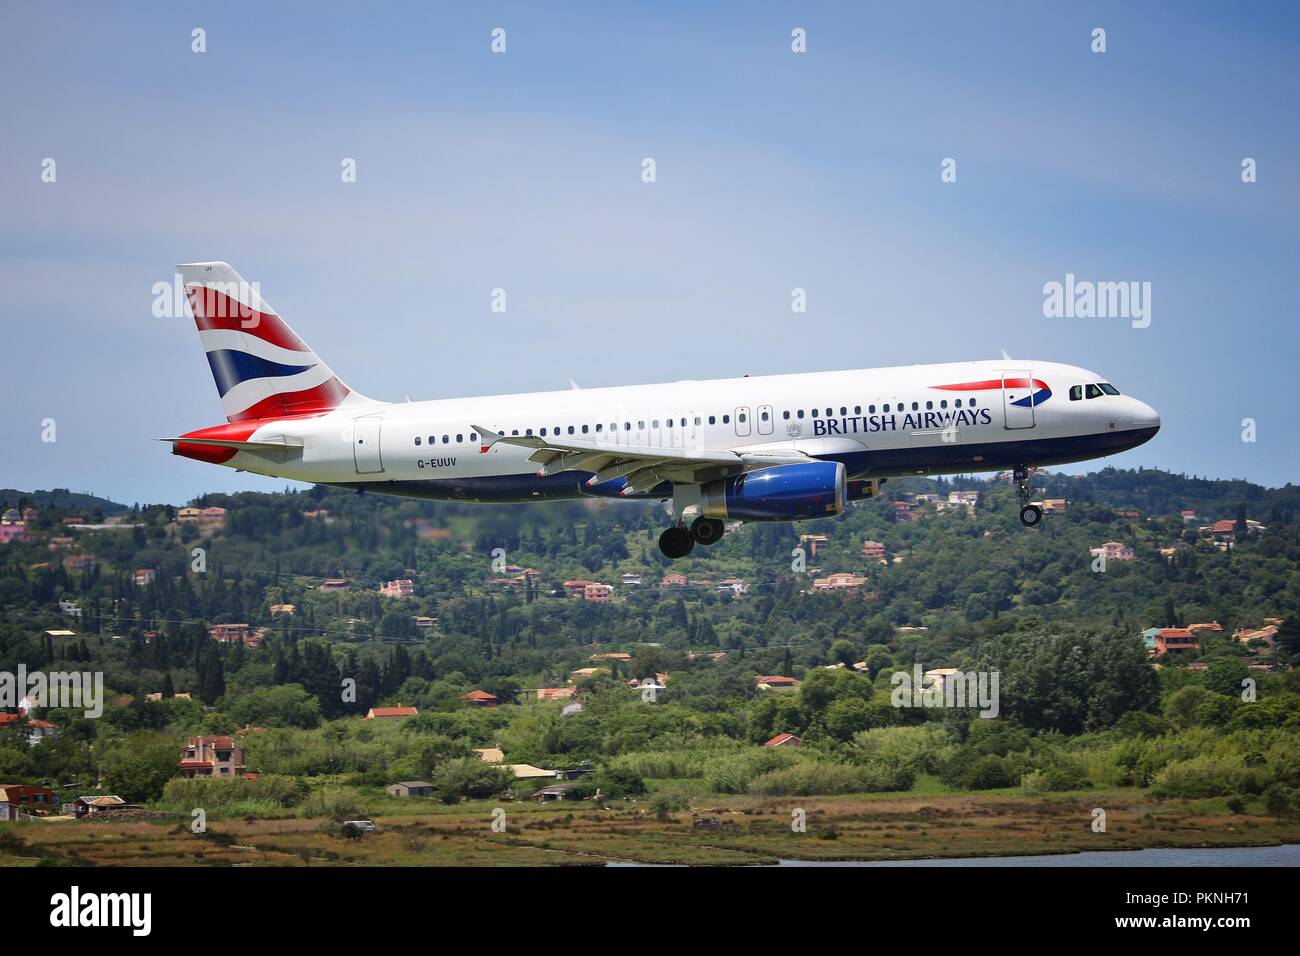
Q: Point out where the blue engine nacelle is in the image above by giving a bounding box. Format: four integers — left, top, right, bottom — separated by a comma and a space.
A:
698, 461, 846, 521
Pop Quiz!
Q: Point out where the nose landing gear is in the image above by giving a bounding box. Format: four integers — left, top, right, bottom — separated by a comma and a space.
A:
1014, 464, 1043, 527
1019, 503, 1043, 526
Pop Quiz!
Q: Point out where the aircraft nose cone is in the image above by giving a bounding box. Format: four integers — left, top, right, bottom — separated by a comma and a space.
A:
1131, 399, 1160, 432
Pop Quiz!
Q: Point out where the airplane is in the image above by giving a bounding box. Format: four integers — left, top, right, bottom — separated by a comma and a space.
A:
166, 262, 1161, 559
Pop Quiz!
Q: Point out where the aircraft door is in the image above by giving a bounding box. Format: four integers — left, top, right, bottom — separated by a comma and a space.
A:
734, 405, 751, 437
352, 416, 384, 474
757, 404, 774, 435
682, 412, 696, 451
1001, 370, 1036, 429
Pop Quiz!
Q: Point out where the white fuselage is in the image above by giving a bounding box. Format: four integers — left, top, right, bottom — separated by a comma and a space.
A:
198, 359, 1160, 502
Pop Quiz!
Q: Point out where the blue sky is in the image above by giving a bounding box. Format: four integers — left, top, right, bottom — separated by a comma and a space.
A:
2, 1, 1296, 505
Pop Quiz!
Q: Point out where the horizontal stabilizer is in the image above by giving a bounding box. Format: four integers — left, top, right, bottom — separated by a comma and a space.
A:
160, 436, 301, 451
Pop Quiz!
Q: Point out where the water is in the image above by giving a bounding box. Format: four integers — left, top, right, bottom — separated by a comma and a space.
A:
777, 844, 1300, 867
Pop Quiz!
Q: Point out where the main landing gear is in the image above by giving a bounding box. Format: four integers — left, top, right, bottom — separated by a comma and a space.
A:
659, 525, 694, 559
658, 517, 725, 558
1014, 464, 1043, 527
691, 516, 725, 546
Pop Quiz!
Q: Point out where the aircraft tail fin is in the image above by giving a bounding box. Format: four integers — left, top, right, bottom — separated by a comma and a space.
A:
177, 261, 371, 423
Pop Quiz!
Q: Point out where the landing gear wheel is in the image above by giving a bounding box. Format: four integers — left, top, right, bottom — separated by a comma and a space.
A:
690, 516, 725, 545
659, 525, 695, 559
1019, 504, 1043, 527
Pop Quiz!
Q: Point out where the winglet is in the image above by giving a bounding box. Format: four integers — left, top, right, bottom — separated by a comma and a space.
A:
474, 425, 501, 454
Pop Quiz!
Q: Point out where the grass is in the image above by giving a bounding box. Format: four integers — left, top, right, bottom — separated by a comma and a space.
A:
2, 787, 1296, 866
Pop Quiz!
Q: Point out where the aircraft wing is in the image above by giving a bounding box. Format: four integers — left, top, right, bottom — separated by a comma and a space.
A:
474, 424, 808, 496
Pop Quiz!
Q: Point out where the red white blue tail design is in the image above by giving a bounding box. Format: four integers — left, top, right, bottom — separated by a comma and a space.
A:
179, 262, 361, 423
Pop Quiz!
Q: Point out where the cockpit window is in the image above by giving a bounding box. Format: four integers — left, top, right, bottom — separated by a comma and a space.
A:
1098, 383, 1120, 396
1085, 384, 1104, 399
1069, 385, 1082, 401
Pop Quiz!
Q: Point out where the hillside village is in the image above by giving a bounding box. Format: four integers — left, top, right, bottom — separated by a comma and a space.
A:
0, 467, 1297, 831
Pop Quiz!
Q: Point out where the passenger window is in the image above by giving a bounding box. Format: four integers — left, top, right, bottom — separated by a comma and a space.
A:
783, 410, 790, 420
811, 409, 819, 418
723, 415, 730, 424
760, 410, 769, 421
457, 433, 463, 442
1069, 385, 1082, 401
595, 424, 602, 432
854, 406, 861, 415
911, 402, 919, 411
415, 437, 422, 445
926, 401, 933, 410
940, 400, 947, 409
738, 413, 746, 423
694, 417, 701, 425
797, 410, 804, 419
708, 416, 716, 425
582, 425, 589, 434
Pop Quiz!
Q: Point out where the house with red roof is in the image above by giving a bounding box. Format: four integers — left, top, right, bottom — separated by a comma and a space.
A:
364, 705, 419, 720
379, 578, 415, 598
861, 540, 886, 561
1153, 628, 1199, 656
536, 687, 576, 702
765, 732, 801, 747
462, 690, 501, 707
0, 784, 56, 819
178, 736, 247, 778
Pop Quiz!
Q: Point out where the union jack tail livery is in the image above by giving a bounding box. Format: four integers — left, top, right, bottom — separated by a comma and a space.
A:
179, 261, 364, 423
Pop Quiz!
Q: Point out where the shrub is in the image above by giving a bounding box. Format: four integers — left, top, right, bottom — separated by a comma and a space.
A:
949, 754, 1018, 790
1262, 783, 1295, 816
853, 725, 954, 776
1020, 758, 1090, 793
159, 774, 310, 812
703, 748, 798, 794
1149, 755, 1263, 799
649, 793, 687, 819
748, 760, 911, 796
591, 765, 646, 799
430, 758, 513, 803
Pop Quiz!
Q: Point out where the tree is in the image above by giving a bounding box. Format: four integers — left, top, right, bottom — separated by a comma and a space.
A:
1204, 659, 1250, 698
227, 684, 322, 729
100, 733, 180, 803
